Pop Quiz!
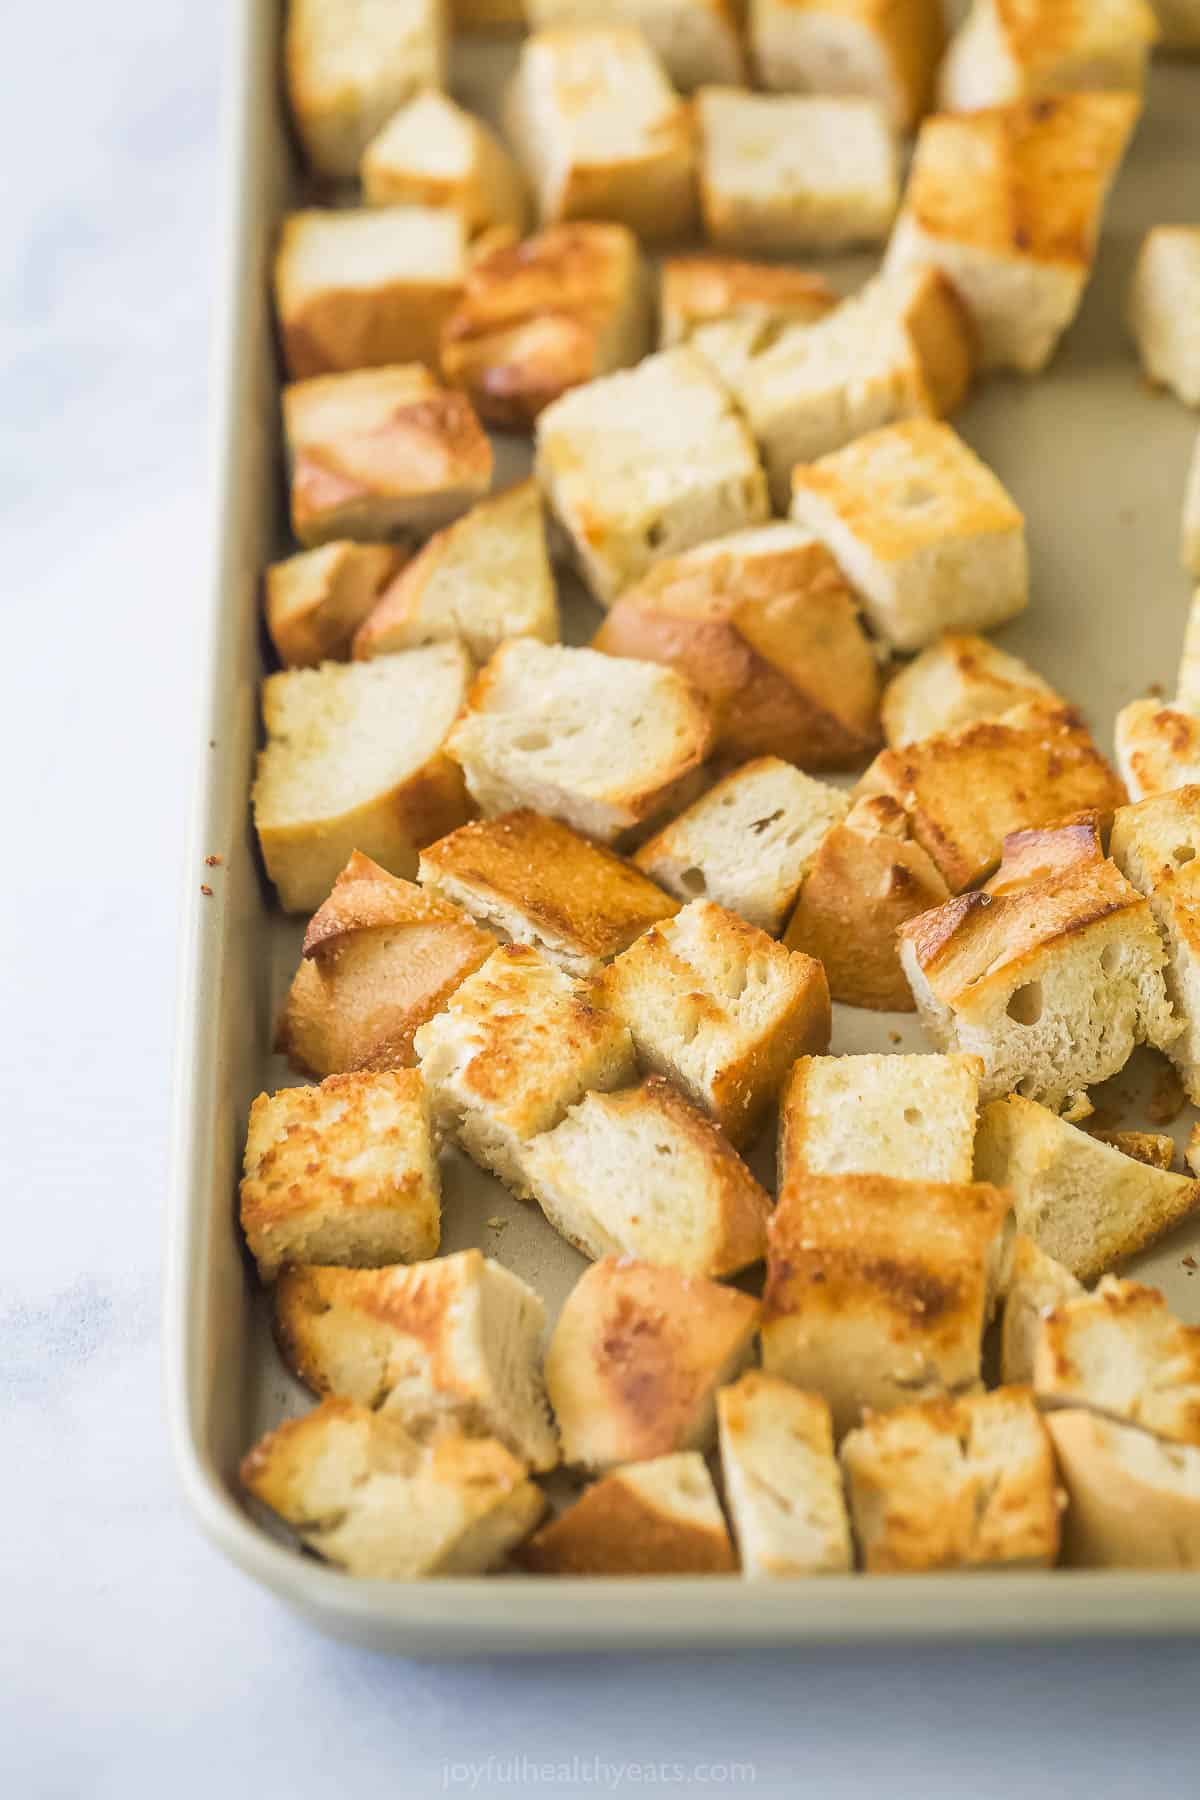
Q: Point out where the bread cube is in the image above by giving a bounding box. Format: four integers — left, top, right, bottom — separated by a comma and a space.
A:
418, 810, 677, 977
526, 0, 745, 88
783, 792, 950, 1011
523, 1076, 772, 1275
840, 1387, 1061, 1572
1186, 439, 1200, 578
1048, 1410, 1200, 1568
659, 254, 838, 390
440, 223, 653, 430
882, 632, 1057, 746
762, 1172, 1013, 1435
445, 640, 714, 844
884, 94, 1139, 374
283, 365, 492, 547
536, 347, 769, 605
273, 1252, 558, 1470
284, 0, 447, 180
352, 481, 559, 665
252, 645, 474, 913
240, 1070, 440, 1281
939, 0, 1158, 111
780, 1052, 983, 1185
598, 900, 832, 1146
361, 91, 527, 238
518, 1453, 737, 1574
265, 542, 406, 669
751, 0, 945, 131
413, 944, 636, 1196
1115, 698, 1200, 802
791, 421, 1028, 653
278, 853, 494, 1078
1032, 1278, 1200, 1448
1128, 227, 1200, 409
999, 1233, 1083, 1385
697, 88, 898, 256
716, 1374, 852, 1578
1112, 784, 1200, 1101
634, 758, 851, 934
546, 1256, 759, 1468
241, 1399, 543, 1578
593, 525, 880, 771
504, 27, 697, 240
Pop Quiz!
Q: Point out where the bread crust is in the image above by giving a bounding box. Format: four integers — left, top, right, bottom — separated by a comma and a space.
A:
517, 1453, 737, 1574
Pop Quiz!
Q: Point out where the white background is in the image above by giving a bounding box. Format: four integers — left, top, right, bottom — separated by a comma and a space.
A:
2, 3, 1199, 1794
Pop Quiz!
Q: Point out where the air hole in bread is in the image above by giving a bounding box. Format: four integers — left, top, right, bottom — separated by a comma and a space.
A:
1007, 980, 1044, 1026
680, 866, 707, 895
749, 810, 784, 836
903, 1106, 922, 1126
1174, 845, 1196, 866
1100, 943, 1120, 975
646, 520, 666, 548
898, 481, 937, 510
514, 731, 550, 752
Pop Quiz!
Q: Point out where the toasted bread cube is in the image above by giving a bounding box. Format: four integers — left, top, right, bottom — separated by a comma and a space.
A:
412, 944, 636, 1195
1112, 785, 1200, 1101
751, 0, 945, 131
791, 421, 1028, 653
278, 853, 494, 1077
840, 1387, 1061, 1572
240, 1070, 440, 1281
265, 542, 406, 669
659, 254, 838, 390
697, 88, 898, 256
527, 0, 745, 87
273, 1252, 558, 1470
1032, 1278, 1200, 1449
1115, 698, 1200, 802
1185, 437, 1200, 577
504, 27, 697, 240
283, 365, 492, 547
593, 524, 880, 770
858, 701, 1127, 893
284, 0, 447, 180
780, 1052, 983, 1185
884, 94, 1139, 374
352, 482, 559, 665
882, 633, 1057, 746
1000, 1232, 1083, 1385
418, 810, 678, 976
1048, 1410, 1200, 1568
361, 91, 527, 238
634, 758, 851, 934
939, 0, 1158, 111
523, 1076, 772, 1275
783, 792, 950, 1011
717, 1374, 852, 1578
598, 900, 832, 1146
518, 1453, 737, 1574
440, 224, 653, 430
975, 1095, 1200, 1282
240, 1399, 543, 1577
762, 1172, 1013, 1435
737, 266, 974, 507
445, 640, 713, 843
252, 645, 474, 913
546, 1256, 760, 1468
536, 348, 769, 605
1128, 227, 1200, 409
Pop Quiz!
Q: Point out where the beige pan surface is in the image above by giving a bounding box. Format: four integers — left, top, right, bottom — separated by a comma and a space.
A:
167, 0, 1200, 1651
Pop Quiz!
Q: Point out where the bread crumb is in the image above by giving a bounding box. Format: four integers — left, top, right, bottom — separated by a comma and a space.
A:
486, 1216, 509, 1231
200, 884, 214, 897
889, 1031, 902, 1045
205, 854, 223, 867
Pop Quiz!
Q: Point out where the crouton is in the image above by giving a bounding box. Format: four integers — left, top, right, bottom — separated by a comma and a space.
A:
445, 640, 714, 843
240, 1399, 543, 1577
884, 93, 1139, 374
504, 27, 697, 240
593, 524, 880, 772
412, 943, 635, 1196
240, 1069, 440, 1281
278, 853, 494, 1078
1033, 1278, 1200, 1448
782, 792, 951, 1012
881, 633, 1057, 746
361, 90, 527, 238
265, 542, 406, 669
840, 1386, 1061, 1571
535, 347, 769, 605
1047, 1409, 1200, 1568
517, 1453, 737, 1574
999, 1232, 1084, 1385
351, 481, 558, 665
284, 0, 447, 180
439, 223, 653, 430
779, 1052, 983, 1185
750, 0, 945, 131
272, 1252, 558, 1470
659, 255, 837, 390
526, 0, 746, 88
598, 900, 831, 1146
717, 1374, 852, 1578
545, 1256, 759, 1468
283, 365, 492, 547
1128, 226, 1200, 409
252, 645, 474, 913
523, 1076, 772, 1275
1115, 698, 1200, 802
1112, 785, 1200, 1102
634, 758, 851, 934
939, 0, 1158, 111
1185, 436, 1200, 576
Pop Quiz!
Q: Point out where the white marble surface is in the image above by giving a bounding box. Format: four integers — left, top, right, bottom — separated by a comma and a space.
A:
4, 2, 1200, 1793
